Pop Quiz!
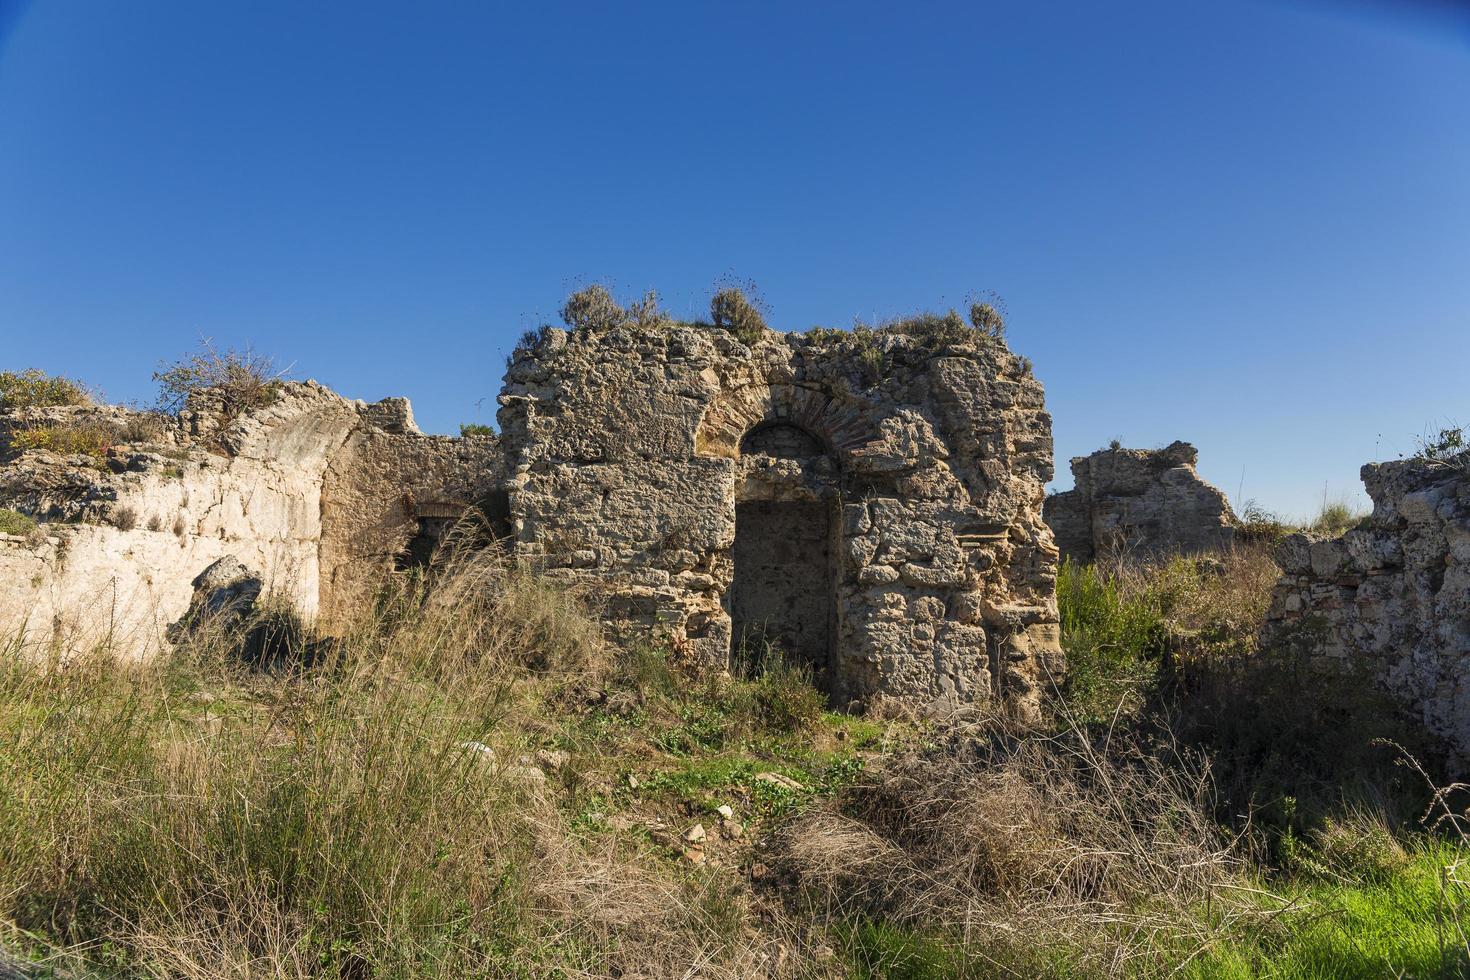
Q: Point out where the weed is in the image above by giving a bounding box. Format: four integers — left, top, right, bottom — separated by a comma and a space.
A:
154, 339, 286, 418
6, 421, 115, 459
0, 369, 90, 409
459, 422, 494, 437
710, 282, 769, 345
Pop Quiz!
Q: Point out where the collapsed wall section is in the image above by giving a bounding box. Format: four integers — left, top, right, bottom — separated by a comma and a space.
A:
0, 383, 500, 658
1265, 457, 1470, 762
1043, 441, 1235, 563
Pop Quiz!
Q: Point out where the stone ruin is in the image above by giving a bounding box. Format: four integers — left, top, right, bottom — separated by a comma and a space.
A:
0, 384, 495, 661
0, 314, 1063, 718
1266, 456, 1470, 762
1043, 441, 1236, 564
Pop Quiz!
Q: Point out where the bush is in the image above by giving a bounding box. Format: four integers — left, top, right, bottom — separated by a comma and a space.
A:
1416, 424, 1468, 470
559, 284, 627, 333
967, 299, 1005, 339
0, 368, 90, 409
459, 422, 494, 438
710, 284, 768, 345
6, 421, 115, 459
1056, 558, 1169, 721
1310, 498, 1367, 537
0, 508, 36, 536
878, 309, 972, 348
154, 340, 284, 417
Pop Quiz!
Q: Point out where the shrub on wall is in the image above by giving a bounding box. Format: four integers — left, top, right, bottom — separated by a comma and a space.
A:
154, 340, 285, 418
710, 285, 769, 345
0, 369, 90, 409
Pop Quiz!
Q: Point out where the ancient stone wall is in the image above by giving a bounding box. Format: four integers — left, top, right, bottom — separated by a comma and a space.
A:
1, 314, 1061, 719
1265, 456, 1470, 762
498, 323, 1061, 717
0, 383, 499, 658
1043, 441, 1235, 563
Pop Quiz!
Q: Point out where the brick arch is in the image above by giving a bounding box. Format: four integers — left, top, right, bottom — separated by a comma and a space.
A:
694, 382, 875, 461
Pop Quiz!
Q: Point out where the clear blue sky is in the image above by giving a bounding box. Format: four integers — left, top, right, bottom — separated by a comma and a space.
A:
2, 1, 1466, 519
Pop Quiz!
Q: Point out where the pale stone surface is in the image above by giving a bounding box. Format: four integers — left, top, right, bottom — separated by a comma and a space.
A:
0, 382, 498, 658
1043, 441, 1235, 563
1265, 456, 1470, 764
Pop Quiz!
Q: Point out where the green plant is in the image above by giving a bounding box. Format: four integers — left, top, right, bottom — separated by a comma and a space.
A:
710, 283, 769, 345
153, 339, 285, 417
0, 369, 90, 409
1416, 424, 1467, 468
1236, 498, 1294, 544
559, 284, 627, 333
7, 421, 115, 459
967, 298, 1005, 339
0, 508, 36, 536
877, 309, 972, 348
1309, 498, 1367, 537
1056, 558, 1168, 721
459, 423, 494, 438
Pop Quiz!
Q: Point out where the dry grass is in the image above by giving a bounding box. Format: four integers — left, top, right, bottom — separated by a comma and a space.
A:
772, 716, 1266, 977
0, 548, 812, 978
3, 535, 1468, 978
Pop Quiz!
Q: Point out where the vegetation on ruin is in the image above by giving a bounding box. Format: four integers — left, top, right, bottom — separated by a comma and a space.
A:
710, 280, 770, 345
459, 422, 494, 437
0, 369, 91, 410
1, 412, 167, 464
153, 339, 286, 419
2, 539, 1467, 977
0, 508, 35, 536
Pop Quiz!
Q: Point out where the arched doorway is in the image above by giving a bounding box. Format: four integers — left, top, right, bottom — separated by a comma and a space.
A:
728, 422, 838, 690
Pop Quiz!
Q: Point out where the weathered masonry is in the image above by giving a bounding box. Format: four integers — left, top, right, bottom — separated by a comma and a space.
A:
0, 314, 1063, 718
498, 323, 1062, 717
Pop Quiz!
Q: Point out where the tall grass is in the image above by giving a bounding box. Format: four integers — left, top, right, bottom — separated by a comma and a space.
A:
4, 539, 1468, 978
0, 550, 782, 978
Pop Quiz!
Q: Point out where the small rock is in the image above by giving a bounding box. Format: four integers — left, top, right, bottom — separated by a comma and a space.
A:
683, 823, 706, 843
535, 748, 570, 770
626, 774, 640, 790
721, 819, 744, 839
715, 804, 734, 820
681, 846, 706, 865
188, 691, 217, 705
754, 772, 804, 791
459, 740, 495, 759
506, 765, 547, 784
750, 862, 769, 880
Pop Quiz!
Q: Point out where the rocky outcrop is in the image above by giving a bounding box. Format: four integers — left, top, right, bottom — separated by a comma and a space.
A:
1043, 441, 1235, 563
0, 382, 499, 659
1266, 456, 1470, 762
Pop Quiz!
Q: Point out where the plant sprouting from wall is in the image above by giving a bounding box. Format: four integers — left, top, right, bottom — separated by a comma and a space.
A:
154, 339, 287, 419
710, 280, 769, 345
0, 369, 92, 409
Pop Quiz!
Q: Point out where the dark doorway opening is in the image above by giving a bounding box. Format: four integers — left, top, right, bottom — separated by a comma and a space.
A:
729, 500, 835, 689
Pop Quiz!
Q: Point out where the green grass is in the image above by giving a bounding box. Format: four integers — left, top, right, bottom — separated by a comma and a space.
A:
1190, 843, 1470, 979
1055, 557, 1167, 721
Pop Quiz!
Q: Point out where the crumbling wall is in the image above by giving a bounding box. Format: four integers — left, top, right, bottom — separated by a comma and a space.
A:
1043, 441, 1235, 563
0, 383, 497, 658
318, 407, 499, 629
1265, 457, 1470, 761
498, 323, 1061, 718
